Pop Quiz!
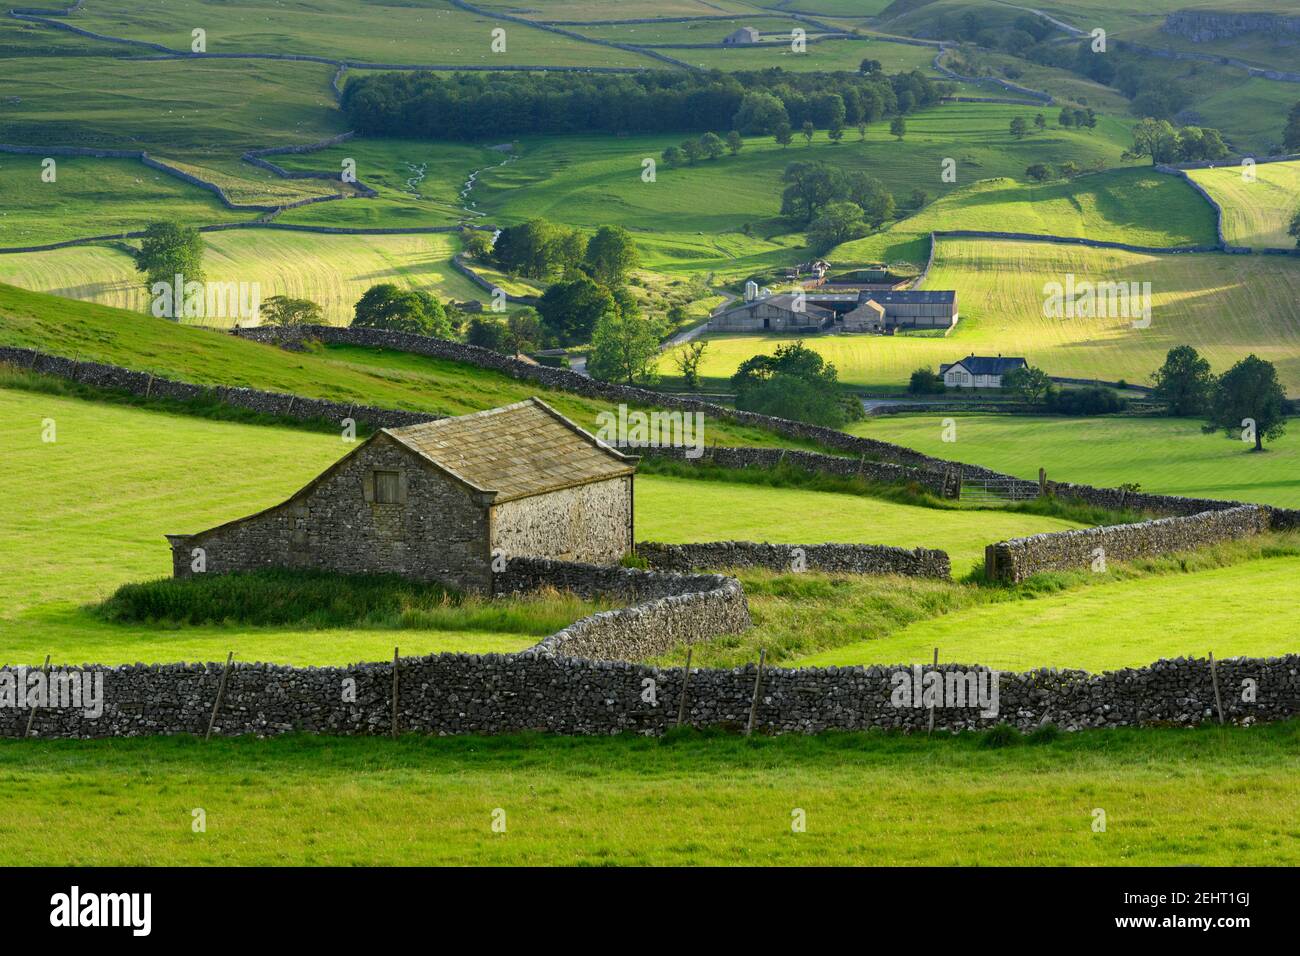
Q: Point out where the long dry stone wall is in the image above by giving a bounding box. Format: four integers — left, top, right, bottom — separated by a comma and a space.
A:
6, 653, 1296, 739
0, 345, 434, 429
637, 541, 951, 579
985, 505, 1269, 583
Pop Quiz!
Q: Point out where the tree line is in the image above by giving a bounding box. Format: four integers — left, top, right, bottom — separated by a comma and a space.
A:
341, 68, 949, 140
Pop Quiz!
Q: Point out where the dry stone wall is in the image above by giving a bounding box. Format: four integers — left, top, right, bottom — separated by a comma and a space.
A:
986, 505, 1269, 583
5, 653, 1296, 739
637, 541, 951, 579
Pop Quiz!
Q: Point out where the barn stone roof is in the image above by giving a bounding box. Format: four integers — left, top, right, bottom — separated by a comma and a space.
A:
385, 398, 636, 503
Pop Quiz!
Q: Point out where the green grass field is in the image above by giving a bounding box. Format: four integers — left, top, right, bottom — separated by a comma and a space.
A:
849, 413, 1300, 508
0, 156, 259, 248
832, 168, 1217, 268
798, 554, 1300, 671
637, 474, 1083, 571
62, 0, 660, 67
471, 105, 1135, 242
681, 238, 1300, 392
1190, 160, 1300, 250
0, 385, 1079, 663
6, 724, 1297, 865
0, 55, 345, 158
0, 232, 487, 323
269, 139, 503, 229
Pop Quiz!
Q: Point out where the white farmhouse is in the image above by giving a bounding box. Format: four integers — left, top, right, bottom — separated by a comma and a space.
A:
940, 355, 1027, 389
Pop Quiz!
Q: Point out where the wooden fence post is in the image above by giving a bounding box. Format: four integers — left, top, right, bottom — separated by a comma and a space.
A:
676, 648, 693, 728
392, 647, 400, 738
1209, 652, 1225, 726
927, 647, 938, 736
745, 648, 766, 737
24, 655, 50, 738
1038, 467, 1047, 497
205, 652, 234, 741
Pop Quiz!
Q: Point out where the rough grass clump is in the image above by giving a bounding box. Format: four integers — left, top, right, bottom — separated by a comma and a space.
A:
94, 569, 605, 635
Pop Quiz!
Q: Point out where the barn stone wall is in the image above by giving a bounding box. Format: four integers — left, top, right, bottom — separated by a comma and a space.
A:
985, 505, 1269, 583
492, 476, 632, 566
637, 541, 951, 579
169, 434, 496, 592
6, 653, 1296, 739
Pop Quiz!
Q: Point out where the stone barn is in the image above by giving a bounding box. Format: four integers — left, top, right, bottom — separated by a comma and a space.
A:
166, 398, 638, 592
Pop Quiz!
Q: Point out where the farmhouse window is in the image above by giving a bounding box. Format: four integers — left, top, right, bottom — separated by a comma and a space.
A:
374, 470, 401, 504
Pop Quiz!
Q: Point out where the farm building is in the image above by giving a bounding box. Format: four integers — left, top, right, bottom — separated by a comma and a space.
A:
940, 355, 1027, 388
723, 26, 761, 45
165, 399, 637, 592
709, 288, 958, 334
708, 292, 837, 332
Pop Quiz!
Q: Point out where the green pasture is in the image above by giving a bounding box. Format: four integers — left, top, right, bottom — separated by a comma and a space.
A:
0, 232, 486, 324
6, 723, 1298, 865
0, 55, 344, 158
636, 473, 1083, 571
1190, 160, 1300, 250
679, 239, 1300, 392
669, 36, 941, 74
62, 0, 660, 67
832, 168, 1217, 268
269, 139, 503, 229
798, 554, 1300, 671
0, 156, 256, 248
849, 413, 1300, 509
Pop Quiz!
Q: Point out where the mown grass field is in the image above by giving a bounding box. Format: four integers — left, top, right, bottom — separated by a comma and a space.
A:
681, 239, 1300, 392
63, 0, 660, 67
0, 232, 487, 324
1190, 160, 1300, 250
849, 413, 1300, 508
6, 724, 1297, 865
832, 168, 1217, 268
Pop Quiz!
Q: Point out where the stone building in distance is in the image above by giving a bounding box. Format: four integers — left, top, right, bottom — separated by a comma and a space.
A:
166, 398, 638, 592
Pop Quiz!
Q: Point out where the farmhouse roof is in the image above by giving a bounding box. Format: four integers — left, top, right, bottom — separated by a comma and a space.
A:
383, 397, 636, 502
862, 290, 956, 305
944, 355, 1027, 375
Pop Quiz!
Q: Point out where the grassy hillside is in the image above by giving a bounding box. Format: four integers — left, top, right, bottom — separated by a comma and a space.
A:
1189, 160, 1300, 250
0, 156, 259, 248
471, 104, 1135, 241
849, 413, 1300, 508
832, 168, 1217, 269
680, 239, 1300, 392
63, 0, 660, 66
0, 282, 806, 450
0, 55, 345, 157
7, 724, 1298, 865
